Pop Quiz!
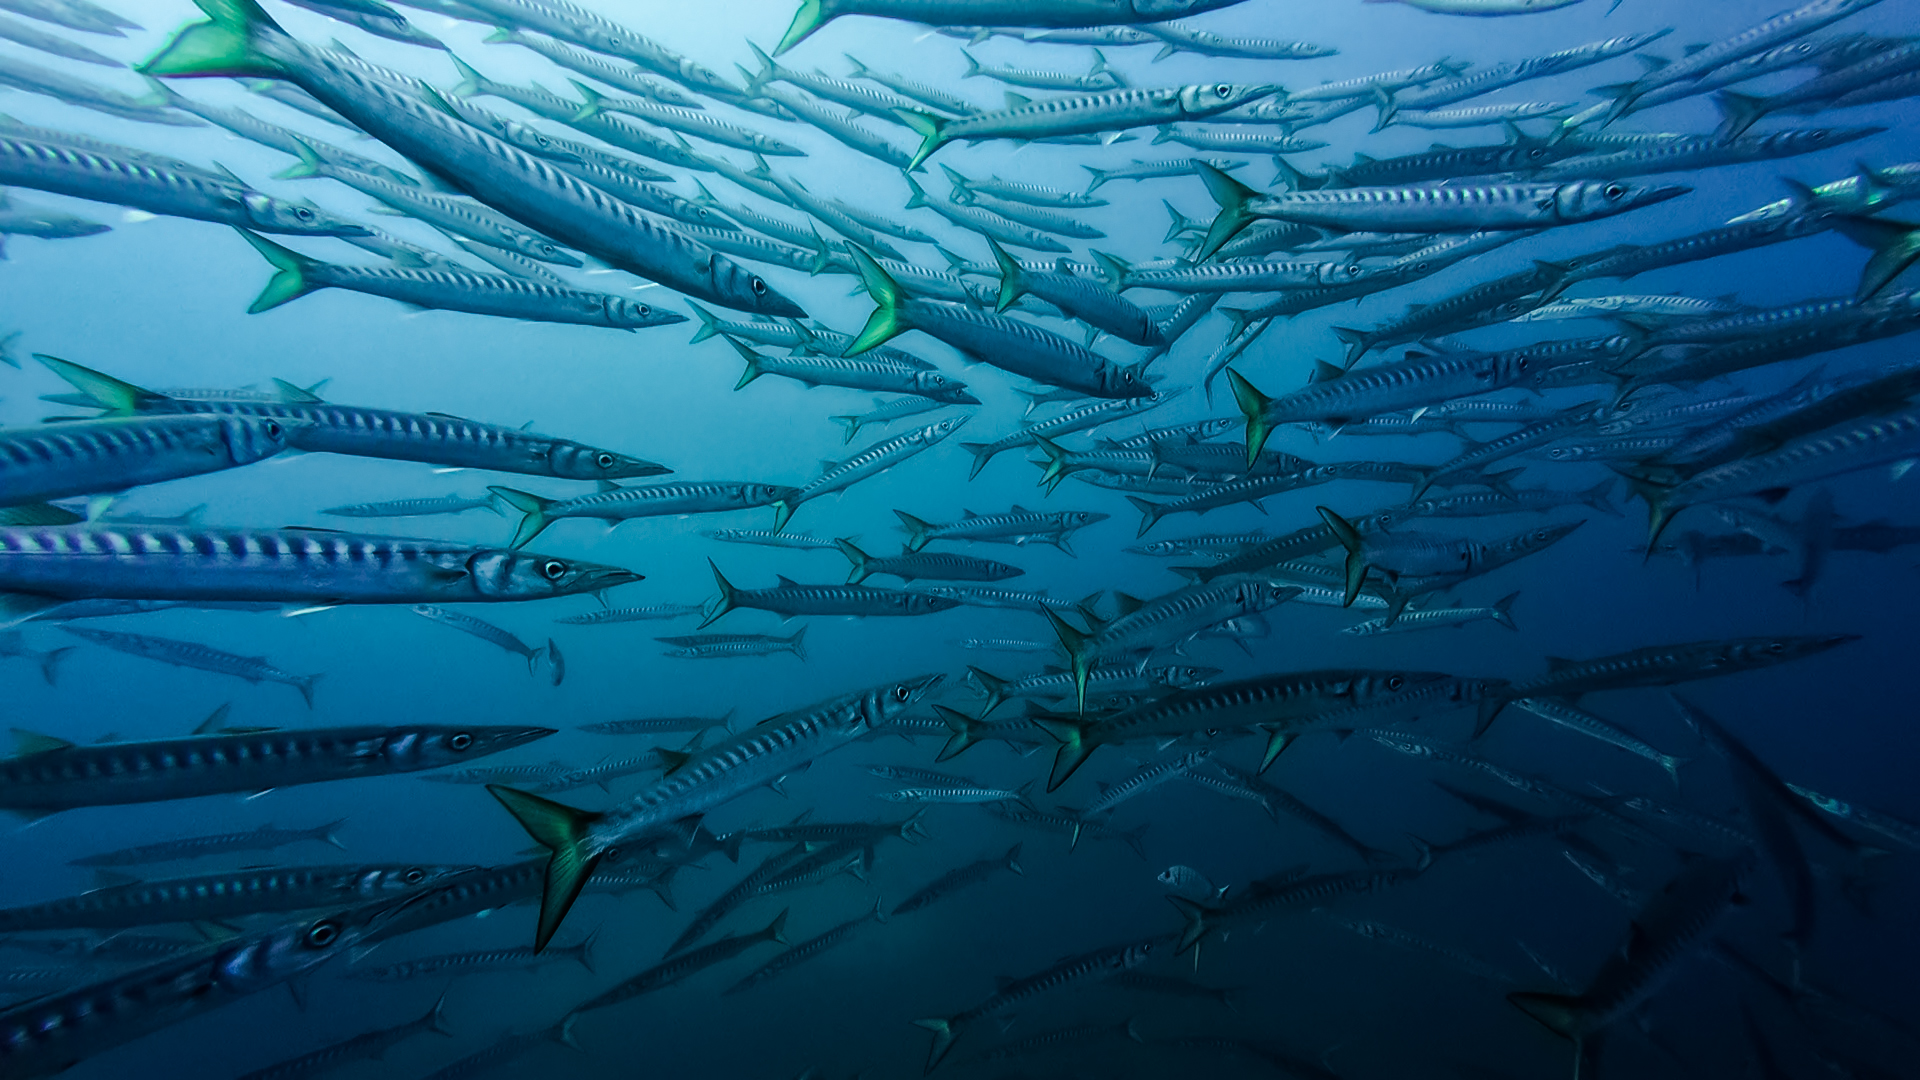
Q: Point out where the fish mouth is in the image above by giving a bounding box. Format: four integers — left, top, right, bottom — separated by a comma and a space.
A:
613, 460, 674, 478
492, 726, 560, 752
755, 288, 808, 319
326, 222, 376, 238
1631, 184, 1693, 208
950, 390, 983, 405
572, 567, 644, 593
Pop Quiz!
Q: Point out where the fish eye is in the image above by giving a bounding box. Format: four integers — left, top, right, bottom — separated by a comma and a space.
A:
304, 920, 341, 948
1214, 84, 1231, 98
403, 868, 425, 884
892, 685, 912, 702
1604, 183, 1626, 199
1533, 530, 1549, 541
1386, 676, 1404, 690
751, 278, 768, 295
1768, 642, 1785, 654
541, 560, 568, 580
264, 421, 282, 437
1810, 131, 1826, 140
294, 207, 314, 221
449, 732, 474, 751
596, 453, 616, 469
634, 304, 650, 316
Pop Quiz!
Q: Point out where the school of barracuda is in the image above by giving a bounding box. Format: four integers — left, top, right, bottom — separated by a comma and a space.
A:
0, 0, 1913, 1075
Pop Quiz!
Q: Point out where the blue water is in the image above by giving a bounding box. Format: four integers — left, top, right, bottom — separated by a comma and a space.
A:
2, 0, 1917, 1076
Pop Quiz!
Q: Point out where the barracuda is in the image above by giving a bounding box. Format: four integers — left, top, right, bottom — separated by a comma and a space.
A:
899, 81, 1276, 170
0, 129, 368, 237
1046, 578, 1300, 710
234, 995, 450, 1080
143, 1, 802, 316
571, 81, 801, 157
236, 230, 683, 329
1333, 260, 1572, 367
962, 391, 1176, 479
449, 0, 742, 101
966, 660, 1216, 717
703, 563, 962, 624
940, 165, 1108, 209
70, 819, 344, 867
1168, 847, 1431, 956
775, 0, 1255, 54
483, 27, 698, 107
489, 479, 797, 549
144, 78, 417, 186
0, 862, 465, 932
987, 240, 1161, 345
892, 844, 1022, 916
772, 415, 969, 531
489, 674, 940, 950
905, 176, 1071, 253
323, 492, 501, 519
895, 505, 1105, 552
0, 721, 554, 815
0, 896, 418, 1078
835, 539, 1022, 585
0, 414, 290, 507
60, 624, 323, 705
410, 604, 544, 671
749, 84, 916, 172
39, 355, 669, 480
914, 937, 1155, 1071
1036, 671, 1440, 789
849, 248, 1150, 399
1538, 126, 1882, 182
1095, 249, 1358, 293
720, 335, 978, 403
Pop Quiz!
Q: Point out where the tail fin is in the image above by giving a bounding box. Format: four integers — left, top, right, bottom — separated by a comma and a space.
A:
35, 356, 160, 415
774, 0, 828, 56
845, 245, 910, 354
1615, 468, 1681, 554
720, 333, 769, 390
960, 441, 998, 481
1029, 710, 1094, 792
1089, 249, 1129, 290
1042, 608, 1095, 717
894, 509, 934, 551
966, 665, 1009, 717
1082, 165, 1111, 194
959, 49, 981, 79
1509, 990, 1587, 1042
1580, 478, 1620, 516
572, 926, 599, 974
985, 236, 1025, 313
830, 413, 863, 444
486, 785, 606, 952
1330, 325, 1371, 369
912, 1017, 960, 1074
931, 703, 984, 762
1120, 823, 1148, 860
1316, 506, 1368, 607
312, 818, 348, 849
700, 559, 737, 628
234, 229, 320, 313
486, 486, 554, 549
1192, 161, 1260, 262
758, 908, 791, 945
138, 0, 290, 79
896, 108, 947, 172
1126, 495, 1167, 539
783, 625, 807, 660
1033, 435, 1074, 491
293, 672, 321, 709
834, 537, 872, 584
1003, 842, 1024, 875
1168, 895, 1215, 954
270, 137, 325, 182
686, 300, 723, 343
1226, 368, 1275, 467
1829, 214, 1920, 300
1490, 591, 1520, 631
1369, 85, 1398, 132
566, 80, 609, 123
37, 646, 73, 686
1712, 90, 1768, 141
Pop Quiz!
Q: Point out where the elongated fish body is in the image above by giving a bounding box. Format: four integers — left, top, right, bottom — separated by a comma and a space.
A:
1108, 254, 1356, 293
1603, 0, 1885, 117
988, 249, 1158, 345
962, 49, 1125, 93
0, 53, 202, 125
705, 565, 963, 624
727, 902, 883, 994
1564, 205, 1837, 287
779, 0, 1252, 53
1155, 124, 1327, 155
0, 722, 554, 813
146, 80, 417, 186
239, 232, 682, 328
0, 897, 404, 1078
483, 27, 698, 107
1382, 101, 1571, 130
0, 415, 290, 506
774, 416, 970, 529
963, 391, 1176, 478
449, 0, 740, 101
1536, 126, 1881, 182
490, 675, 940, 949
1036, 671, 1439, 788
0, 131, 367, 236
836, 539, 1023, 585
1509, 855, 1748, 1064
420, 761, 572, 786
914, 938, 1154, 1070
0, 524, 636, 607
702, 528, 839, 552
575, 911, 788, 1015
901, 82, 1275, 170
897, 506, 1104, 551
1248, 179, 1687, 234
323, 493, 499, 518
1394, 31, 1666, 111
728, 338, 977, 402
144, 10, 802, 317
877, 783, 1026, 804
968, 660, 1215, 716
750, 85, 916, 171
1144, 23, 1333, 60
41, 357, 666, 480
1495, 634, 1856, 726
893, 843, 1022, 915
233, 996, 449, 1080
1081, 749, 1210, 816
1169, 851, 1430, 954
59, 625, 322, 706
1376, 0, 1581, 12
347, 934, 594, 980
0, 0, 137, 34
749, 44, 921, 120
905, 177, 1072, 252
657, 629, 807, 660
909, 583, 1090, 615
1049, 580, 1300, 711
1510, 697, 1685, 782
491, 480, 795, 548
1343, 593, 1520, 636
0, 863, 463, 932
943, 167, 1106, 209
280, 153, 577, 266
554, 603, 704, 627
70, 819, 345, 867
411, 604, 543, 669
572, 83, 800, 157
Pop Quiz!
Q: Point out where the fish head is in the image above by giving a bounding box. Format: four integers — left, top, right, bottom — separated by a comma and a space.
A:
394, 724, 558, 774
711, 254, 808, 318
1118, 938, 1155, 968
1095, 362, 1158, 400
861, 672, 947, 730
606, 296, 689, 329
361, 863, 473, 897
1506, 520, 1585, 555
222, 894, 409, 993
546, 441, 672, 480
8, 212, 111, 239
1240, 580, 1302, 613
1347, 669, 1452, 707
748, 483, 803, 507
217, 415, 304, 464
1554, 179, 1692, 222
1177, 82, 1280, 117
503, 230, 583, 268
907, 591, 964, 614
1726, 633, 1861, 668
1159, 664, 1223, 688
1064, 511, 1109, 528
500, 121, 584, 164
467, 548, 643, 599
240, 194, 372, 238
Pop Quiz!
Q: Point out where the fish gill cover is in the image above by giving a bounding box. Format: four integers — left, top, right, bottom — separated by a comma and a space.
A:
0, 0, 1914, 1076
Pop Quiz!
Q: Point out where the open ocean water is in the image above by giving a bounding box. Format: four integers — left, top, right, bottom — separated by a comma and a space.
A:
0, 0, 1916, 1076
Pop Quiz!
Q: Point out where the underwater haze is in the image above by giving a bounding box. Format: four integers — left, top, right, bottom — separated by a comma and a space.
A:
0, 0, 1917, 1076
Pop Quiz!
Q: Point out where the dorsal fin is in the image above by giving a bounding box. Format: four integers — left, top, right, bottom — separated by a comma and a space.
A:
11, 729, 73, 756
1003, 92, 1031, 110
1544, 656, 1576, 672
1310, 359, 1344, 384
1109, 591, 1147, 618
775, 574, 801, 588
